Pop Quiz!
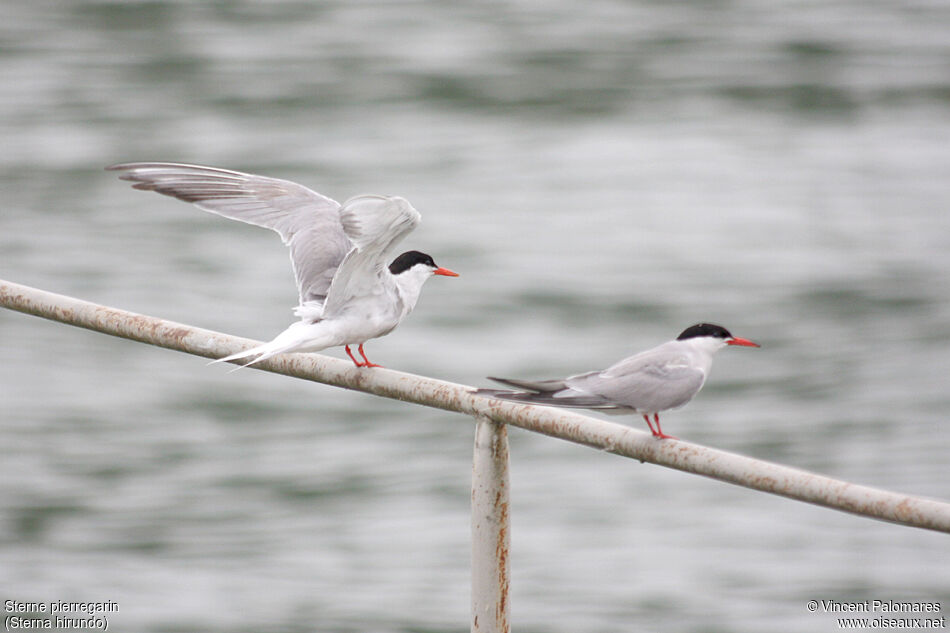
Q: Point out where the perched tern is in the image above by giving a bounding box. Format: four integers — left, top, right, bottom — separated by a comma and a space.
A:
475, 323, 759, 439
108, 162, 458, 368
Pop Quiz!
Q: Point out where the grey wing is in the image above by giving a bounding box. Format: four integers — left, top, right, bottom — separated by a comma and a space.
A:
322, 194, 421, 315
107, 162, 350, 304
486, 376, 569, 392
473, 388, 619, 410
568, 353, 706, 413
477, 375, 622, 410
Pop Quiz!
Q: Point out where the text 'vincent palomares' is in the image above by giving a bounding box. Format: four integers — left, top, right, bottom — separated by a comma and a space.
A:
817, 600, 941, 614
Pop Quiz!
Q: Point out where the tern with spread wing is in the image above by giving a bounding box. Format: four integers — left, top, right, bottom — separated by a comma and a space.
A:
108, 162, 458, 368
475, 323, 759, 439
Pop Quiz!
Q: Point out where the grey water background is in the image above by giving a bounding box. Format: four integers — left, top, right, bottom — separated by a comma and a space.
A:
2, 1, 950, 631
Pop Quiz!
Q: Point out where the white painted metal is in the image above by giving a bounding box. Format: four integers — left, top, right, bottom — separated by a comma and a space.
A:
471, 416, 510, 633
3, 276, 950, 537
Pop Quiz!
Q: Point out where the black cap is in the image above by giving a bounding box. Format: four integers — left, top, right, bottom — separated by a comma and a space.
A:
676, 323, 733, 341
389, 250, 438, 275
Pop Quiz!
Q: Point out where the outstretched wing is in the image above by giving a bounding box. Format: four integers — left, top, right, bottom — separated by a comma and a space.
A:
321, 194, 421, 316
107, 162, 350, 305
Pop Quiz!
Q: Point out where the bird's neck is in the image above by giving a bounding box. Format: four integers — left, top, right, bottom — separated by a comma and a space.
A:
682, 338, 726, 373
392, 269, 429, 318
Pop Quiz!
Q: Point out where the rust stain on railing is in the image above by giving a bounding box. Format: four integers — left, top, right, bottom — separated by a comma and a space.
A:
3, 276, 950, 537
4, 276, 950, 633
472, 417, 510, 633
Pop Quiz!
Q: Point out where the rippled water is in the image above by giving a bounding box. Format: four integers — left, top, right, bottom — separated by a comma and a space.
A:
2, 1, 950, 632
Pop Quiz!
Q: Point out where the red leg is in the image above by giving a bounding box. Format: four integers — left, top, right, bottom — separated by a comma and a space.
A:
344, 345, 364, 366
643, 414, 658, 436
357, 343, 383, 368
652, 413, 678, 440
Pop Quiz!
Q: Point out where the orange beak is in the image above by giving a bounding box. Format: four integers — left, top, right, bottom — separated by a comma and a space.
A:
434, 267, 459, 277
727, 337, 760, 348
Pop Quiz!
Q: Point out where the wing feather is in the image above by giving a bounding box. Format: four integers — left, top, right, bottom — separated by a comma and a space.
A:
108, 162, 350, 304
473, 388, 621, 410
486, 376, 569, 392
570, 350, 706, 413
321, 195, 421, 316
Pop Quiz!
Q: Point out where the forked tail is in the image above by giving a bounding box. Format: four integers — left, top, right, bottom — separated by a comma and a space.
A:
474, 377, 619, 410
210, 321, 327, 370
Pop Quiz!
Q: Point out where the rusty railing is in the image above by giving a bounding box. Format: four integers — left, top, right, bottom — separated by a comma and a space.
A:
3, 278, 950, 633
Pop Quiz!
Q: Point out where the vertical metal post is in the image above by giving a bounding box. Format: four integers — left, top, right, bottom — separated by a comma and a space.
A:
471, 416, 510, 633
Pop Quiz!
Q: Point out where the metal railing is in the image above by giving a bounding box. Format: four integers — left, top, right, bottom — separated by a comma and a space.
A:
2, 277, 949, 633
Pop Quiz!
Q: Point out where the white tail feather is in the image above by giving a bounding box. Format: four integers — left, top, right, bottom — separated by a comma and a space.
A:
292, 301, 324, 321
209, 320, 331, 370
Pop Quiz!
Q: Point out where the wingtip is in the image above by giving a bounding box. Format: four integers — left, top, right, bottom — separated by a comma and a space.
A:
105, 161, 154, 172
472, 387, 515, 399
